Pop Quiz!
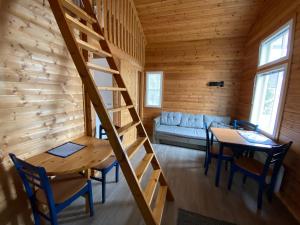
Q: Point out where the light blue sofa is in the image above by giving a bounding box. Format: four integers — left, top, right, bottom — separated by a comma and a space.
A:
153, 112, 231, 149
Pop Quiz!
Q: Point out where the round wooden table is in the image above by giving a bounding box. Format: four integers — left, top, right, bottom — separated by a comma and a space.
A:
26, 136, 113, 176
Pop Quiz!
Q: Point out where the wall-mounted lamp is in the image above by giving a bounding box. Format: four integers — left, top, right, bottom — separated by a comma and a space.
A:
207, 81, 224, 87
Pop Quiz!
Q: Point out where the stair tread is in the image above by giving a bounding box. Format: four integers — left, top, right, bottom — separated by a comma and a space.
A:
87, 62, 119, 74
126, 137, 147, 159
107, 105, 134, 113
153, 186, 168, 225
66, 14, 104, 41
117, 121, 141, 136
98, 86, 126, 91
76, 39, 112, 58
144, 169, 161, 205
61, 0, 97, 24
135, 153, 154, 182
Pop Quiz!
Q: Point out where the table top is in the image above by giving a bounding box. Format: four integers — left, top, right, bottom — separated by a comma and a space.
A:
26, 136, 113, 176
211, 128, 275, 149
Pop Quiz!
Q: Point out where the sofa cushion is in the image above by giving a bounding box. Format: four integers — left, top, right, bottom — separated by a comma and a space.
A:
160, 112, 182, 126
210, 121, 232, 129
204, 115, 231, 127
156, 125, 206, 140
179, 113, 204, 129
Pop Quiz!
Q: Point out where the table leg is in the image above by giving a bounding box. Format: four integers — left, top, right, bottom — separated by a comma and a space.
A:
84, 169, 91, 213
215, 144, 224, 187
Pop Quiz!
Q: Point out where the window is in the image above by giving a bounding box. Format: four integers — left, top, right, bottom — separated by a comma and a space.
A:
145, 72, 163, 108
259, 23, 291, 67
250, 67, 286, 136
250, 20, 293, 138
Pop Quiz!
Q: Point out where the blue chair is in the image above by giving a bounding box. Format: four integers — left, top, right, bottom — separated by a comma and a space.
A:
227, 142, 293, 209
9, 153, 94, 225
91, 156, 119, 203
233, 120, 258, 131
99, 124, 108, 140
204, 122, 233, 175
90, 124, 120, 203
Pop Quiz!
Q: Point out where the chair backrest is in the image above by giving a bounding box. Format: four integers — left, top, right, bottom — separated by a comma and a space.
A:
262, 142, 293, 177
9, 153, 55, 207
99, 124, 123, 141
233, 120, 258, 131
99, 124, 108, 139
204, 121, 213, 153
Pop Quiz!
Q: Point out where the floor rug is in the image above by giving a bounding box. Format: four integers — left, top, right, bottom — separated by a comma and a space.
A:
177, 208, 236, 225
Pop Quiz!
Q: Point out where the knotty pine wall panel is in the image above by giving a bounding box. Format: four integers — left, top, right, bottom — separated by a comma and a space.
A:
236, 0, 300, 221
0, 0, 145, 224
0, 0, 85, 223
134, 0, 264, 44
143, 38, 244, 135
120, 59, 139, 147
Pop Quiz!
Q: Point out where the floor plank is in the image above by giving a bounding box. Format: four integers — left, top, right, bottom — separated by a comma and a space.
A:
58, 144, 299, 225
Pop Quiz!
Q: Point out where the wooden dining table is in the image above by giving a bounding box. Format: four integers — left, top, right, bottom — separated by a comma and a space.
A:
26, 136, 113, 176
210, 127, 277, 187
26, 136, 113, 212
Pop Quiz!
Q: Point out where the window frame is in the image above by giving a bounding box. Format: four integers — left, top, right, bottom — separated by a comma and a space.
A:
250, 19, 294, 139
250, 64, 288, 138
144, 71, 164, 108
257, 20, 293, 70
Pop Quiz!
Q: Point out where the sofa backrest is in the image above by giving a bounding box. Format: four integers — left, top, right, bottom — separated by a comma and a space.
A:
160, 112, 182, 126
160, 111, 231, 129
179, 113, 204, 129
204, 115, 231, 127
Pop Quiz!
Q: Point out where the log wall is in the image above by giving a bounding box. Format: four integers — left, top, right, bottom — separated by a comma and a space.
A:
236, 0, 300, 221
143, 38, 244, 134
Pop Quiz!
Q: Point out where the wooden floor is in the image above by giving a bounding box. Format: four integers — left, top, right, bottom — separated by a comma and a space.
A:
58, 144, 299, 225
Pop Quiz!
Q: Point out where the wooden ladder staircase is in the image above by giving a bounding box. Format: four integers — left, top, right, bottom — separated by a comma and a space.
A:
47, 0, 174, 224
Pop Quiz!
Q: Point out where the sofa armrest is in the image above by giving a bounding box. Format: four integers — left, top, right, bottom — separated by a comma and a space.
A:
152, 116, 161, 143
153, 116, 161, 130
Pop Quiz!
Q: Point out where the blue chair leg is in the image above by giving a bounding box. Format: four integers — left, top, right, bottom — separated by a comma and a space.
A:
268, 182, 275, 202
204, 155, 210, 176
102, 172, 106, 204
257, 183, 264, 209
215, 157, 223, 187
228, 167, 235, 190
204, 155, 207, 168
204, 151, 209, 169
115, 163, 119, 183
49, 208, 58, 225
29, 198, 41, 225
243, 175, 247, 184
87, 180, 94, 217
268, 172, 278, 202
215, 145, 225, 187
225, 161, 229, 171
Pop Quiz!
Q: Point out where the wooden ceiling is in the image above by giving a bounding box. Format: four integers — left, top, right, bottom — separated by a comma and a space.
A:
133, 0, 265, 43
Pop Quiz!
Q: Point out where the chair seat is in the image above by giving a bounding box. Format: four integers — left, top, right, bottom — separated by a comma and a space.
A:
235, 157, 272, 176
36, 173, 87, 205
210, 144, 233, 157
92, 155, 117, 170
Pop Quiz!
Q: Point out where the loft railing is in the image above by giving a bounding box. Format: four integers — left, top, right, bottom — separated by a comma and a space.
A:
91, 0, 146, 65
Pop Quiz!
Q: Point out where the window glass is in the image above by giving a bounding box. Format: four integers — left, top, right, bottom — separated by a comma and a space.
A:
250, 68, 285, 136
145, 72, 163, 108
259, 24, 291, 66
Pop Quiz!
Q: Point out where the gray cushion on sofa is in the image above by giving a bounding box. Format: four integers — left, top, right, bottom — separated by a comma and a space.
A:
210, 121, 232, 129
160, 112, 182, 126
180, 113, 204, 129
156, 125, 206, 140
204, 115, 231, 127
